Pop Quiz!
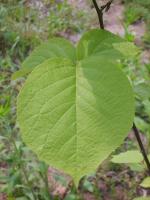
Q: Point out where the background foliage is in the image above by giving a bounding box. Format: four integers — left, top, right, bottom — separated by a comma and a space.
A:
0, 0, 150, 199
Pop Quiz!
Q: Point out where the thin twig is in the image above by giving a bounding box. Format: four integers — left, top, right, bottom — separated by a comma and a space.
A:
92, 0, 114, 29
101, 0, 114, 12
92, 0, 104, 29
133, 123, 150, 174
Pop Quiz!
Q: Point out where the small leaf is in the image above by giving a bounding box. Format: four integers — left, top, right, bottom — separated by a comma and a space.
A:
83, 180, 94, 192
133, 197, 150, 200
12, 67, 33, 80
134, 117, 149, 133
143, 100, 150, 116
128, 163, 145, 172
134, 83, 150, 100
111, 150, 143, 164
64, 194, 77, 200
7, 197, 15, 200
140, 177, 150, 188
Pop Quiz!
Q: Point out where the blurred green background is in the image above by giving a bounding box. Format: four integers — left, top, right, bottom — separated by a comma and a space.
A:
0, 0, 150, 199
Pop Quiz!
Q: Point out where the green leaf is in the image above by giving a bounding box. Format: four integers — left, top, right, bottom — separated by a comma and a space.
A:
12, 37, 76, 80
128, 163, 145, 172
143, 100, 150, 116
111, 150, 143, 164
113, 42, 140, 58
77, 29, 124, 60
17, 54, 134, 183
133, 197, 150, 200
64, 194, 77, 200
7, 197, 15, 200
12, 67, 34, 81
83, 180, 94, 192
134, 83, 150, 100
134, 117, 149, 133
140, 177, 150, 188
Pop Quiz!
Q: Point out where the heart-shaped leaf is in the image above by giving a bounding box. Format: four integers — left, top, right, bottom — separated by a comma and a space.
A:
17, 29, 135, 184
17, 55, 134, 183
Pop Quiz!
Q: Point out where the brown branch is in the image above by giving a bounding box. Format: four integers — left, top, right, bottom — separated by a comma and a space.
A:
101, 0, 114, 12
92, 0, 104, 29
133, 123, 150, 174
92, 0, 114, 29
